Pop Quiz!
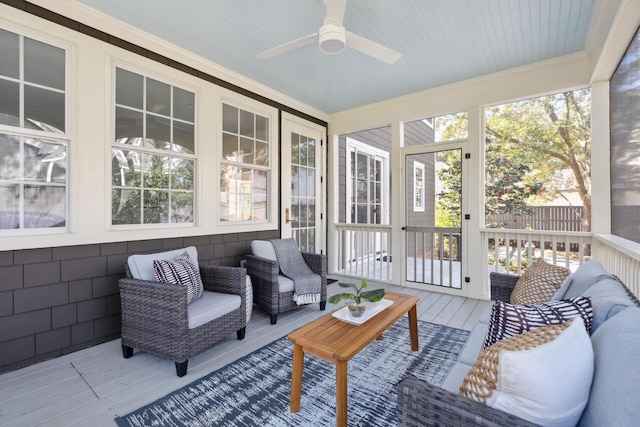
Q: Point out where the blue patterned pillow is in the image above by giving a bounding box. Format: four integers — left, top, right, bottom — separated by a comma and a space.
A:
483, 297, 593, 350
153, 252, 204, 304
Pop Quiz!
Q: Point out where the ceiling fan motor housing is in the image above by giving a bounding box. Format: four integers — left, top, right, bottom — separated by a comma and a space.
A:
319, 23, 346, 54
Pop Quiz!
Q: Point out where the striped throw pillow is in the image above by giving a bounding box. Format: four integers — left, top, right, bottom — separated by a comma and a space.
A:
482, 297, 592, 350
153, 252, 204, 304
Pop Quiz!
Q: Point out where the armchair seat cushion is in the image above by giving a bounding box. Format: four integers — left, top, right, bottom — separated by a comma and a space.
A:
278, 275, 295, 293
188, 291, 241, 329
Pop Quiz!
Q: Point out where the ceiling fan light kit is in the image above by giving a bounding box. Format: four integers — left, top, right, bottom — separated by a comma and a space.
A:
319, 24, 346, 54
258, 0, 401, 64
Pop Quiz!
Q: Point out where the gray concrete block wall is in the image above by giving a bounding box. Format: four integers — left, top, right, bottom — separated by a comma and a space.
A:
0, 230, 278, 373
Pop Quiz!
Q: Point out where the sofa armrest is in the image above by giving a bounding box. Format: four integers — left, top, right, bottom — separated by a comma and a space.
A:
397, 375, 538, 427
489, 272, 520, 302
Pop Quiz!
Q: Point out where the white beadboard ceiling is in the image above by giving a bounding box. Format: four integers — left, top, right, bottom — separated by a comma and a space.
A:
77, 0, 605, 114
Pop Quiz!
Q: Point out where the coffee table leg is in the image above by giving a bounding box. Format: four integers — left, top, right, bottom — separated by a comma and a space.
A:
336, 360, 348, 427
408, 304, 419, 351
290, 343, 304, 412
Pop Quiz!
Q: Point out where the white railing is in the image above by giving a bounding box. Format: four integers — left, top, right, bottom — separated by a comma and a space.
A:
481, 229, 593, 275
331, 225, 640, 300
405, 226, 462, 288
333, 223, 393, 282
593, 234, 640, 299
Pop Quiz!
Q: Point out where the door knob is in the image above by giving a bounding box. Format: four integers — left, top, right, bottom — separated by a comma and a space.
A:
285, 208, 291, 223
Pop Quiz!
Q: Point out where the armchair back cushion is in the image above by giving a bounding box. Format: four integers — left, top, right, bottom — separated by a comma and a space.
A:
128, 246, 199, 280
251, 240, 277, 261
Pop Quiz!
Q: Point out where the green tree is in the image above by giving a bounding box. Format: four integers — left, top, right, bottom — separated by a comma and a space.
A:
485, 89, 591, 230
436, 89, 591, 231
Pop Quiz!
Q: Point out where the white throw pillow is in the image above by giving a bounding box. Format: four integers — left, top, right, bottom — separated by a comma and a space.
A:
460, 318, 594, 427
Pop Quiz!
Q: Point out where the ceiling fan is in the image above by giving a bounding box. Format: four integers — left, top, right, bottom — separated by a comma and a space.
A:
257, 0, 402, 64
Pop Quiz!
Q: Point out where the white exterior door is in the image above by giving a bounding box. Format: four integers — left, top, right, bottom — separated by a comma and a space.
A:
281, 112, 326, 254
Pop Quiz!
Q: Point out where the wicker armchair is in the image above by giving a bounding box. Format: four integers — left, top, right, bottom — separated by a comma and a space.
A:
489, 271, 520, 301
119, 247, 247, 377
246, 240, 327, 324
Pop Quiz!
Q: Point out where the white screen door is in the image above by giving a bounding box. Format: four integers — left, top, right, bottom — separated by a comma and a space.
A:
281, 112, 326, 253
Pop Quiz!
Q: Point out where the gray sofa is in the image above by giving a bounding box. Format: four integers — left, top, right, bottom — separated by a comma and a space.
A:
397, 260, 640, 426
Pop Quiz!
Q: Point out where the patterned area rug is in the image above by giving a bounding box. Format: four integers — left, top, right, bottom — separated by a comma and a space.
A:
116, 320, 469, 427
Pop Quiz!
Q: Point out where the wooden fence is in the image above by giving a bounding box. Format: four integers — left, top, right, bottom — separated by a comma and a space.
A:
485, 206, 584, 231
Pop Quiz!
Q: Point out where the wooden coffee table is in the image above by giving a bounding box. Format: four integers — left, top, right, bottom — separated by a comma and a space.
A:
288, 291, 420, 427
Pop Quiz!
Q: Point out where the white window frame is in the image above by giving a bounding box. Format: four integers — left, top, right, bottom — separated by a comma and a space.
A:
413, 161, 425, 212
0, 24, 71, 235
110, 63, 198, 229
218, 96, 278, 226
346, 137, 390, 224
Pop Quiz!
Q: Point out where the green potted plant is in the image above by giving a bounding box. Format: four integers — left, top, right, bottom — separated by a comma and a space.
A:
328, 279, 385, 317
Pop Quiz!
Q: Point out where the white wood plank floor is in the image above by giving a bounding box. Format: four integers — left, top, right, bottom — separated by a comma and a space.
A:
0, 282, 489, 427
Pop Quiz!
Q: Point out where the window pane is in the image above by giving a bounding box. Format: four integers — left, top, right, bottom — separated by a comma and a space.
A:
171, 191, 193, 222
171, 158, 194, 190
146, 78, 170, 116
115, 107, 143, 144
307, 167, 314, 197
0, 79, 19, 127
24, 37, 65, 90
143, 154, 170, 188
252, 170, 267, 220
239, 137, 254, 163
239, 109, 254, 138
112, 189, 141, 224
0, 184, 19, 229
23, 138, 66, 183
0, 29, 19, 79
255, 141, 268, 166
308, 201, 316, 226
111, 149, 141, 187
300, 136, 308, 166
222, 104, 238, 133
291, 133, 300, 165
308, 138, 315, 167
24, 85, 65, 133
173, 121, 194, 154
24, 185, 65, 228
357, 153, 367, 179
299, 199, 308, 227
299, 166, 308, 197
256, 115, 268, 141
223, 133, 238, 161
173, 87, 194, 122
0, 133, 20, 180
143, 190, 169, 223
292, 199, 299, 228
116, 68, 143, 109
145, 114, 170, 150
292, 165, 299, 197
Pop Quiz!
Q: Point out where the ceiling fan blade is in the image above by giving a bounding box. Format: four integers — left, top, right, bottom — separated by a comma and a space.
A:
324, 0, 347, 26
346, 31, 402, 64
257, 33, 318, 59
